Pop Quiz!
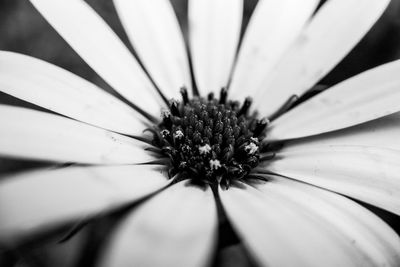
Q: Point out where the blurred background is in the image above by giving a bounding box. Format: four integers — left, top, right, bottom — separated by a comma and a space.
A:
1, 0, 400, 266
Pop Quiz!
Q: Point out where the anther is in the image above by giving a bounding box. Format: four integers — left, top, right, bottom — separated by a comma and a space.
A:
199, 144, 211, 155
245, 142, 258, 155
214, 134, 223, 145
180, 86, 189, 104
250, 137, 259, 144
214, 121, 223, 133
238, 97, 252, 117
170, 100, 180, 117
161, 109, 171, 118
181, 144, 191, 153
222, 144, 234, 161
200, 110, 208, 121
195, 120, 204, 132
161, 129, 170, 139
204, 126, 213, 139
193, 131, 202, 144
253, 117, 269, 137
210, 159, 221, 170
179, 162, 187, 169
219, 87, 228, 104
173, 130, 184, 139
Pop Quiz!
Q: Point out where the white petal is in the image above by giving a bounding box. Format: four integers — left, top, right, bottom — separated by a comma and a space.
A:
189, 0, 242, 95
99, 180, 217, 267
0, 105, 152, 164
0, 51, 146, 135
268, 60, 400, 140
229, 0, 318, 100
29, 0, 163, 116
220, 181, 400, 267
254, 0, 390, 117
0, 165, 168, 246
113, 0, 191, 100
285, 112, 400, 151
268, 145, 400, 215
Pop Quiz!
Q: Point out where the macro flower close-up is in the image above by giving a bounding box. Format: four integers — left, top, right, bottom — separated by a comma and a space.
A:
1, 0, 400, 266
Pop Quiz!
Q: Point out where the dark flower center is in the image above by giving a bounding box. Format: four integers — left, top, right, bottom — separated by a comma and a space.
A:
149, 88, 271, 187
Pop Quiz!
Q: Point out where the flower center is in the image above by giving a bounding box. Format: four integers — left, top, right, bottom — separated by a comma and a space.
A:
149, 88, 271, 187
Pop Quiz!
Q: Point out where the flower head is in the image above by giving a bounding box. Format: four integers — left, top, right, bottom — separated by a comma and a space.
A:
0, 0, 400, 266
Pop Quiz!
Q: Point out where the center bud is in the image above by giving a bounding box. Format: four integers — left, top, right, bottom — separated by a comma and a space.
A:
150, 88, 269, 187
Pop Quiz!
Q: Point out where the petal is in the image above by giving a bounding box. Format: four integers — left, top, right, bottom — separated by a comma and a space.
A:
189, 0, 242, 95
0, 105, 152, 164
285, 112, 400, 151
254, 0, 390, 117
268, 60, 400, 141
113, 0, 191, 99
220, 181, 400, 267
29, 0, 163, 116
0, 165, 169, 246
229, 0, 318, 100
0, 51, 146, 136
268, 145, 400, 215
99, 180, 218, 267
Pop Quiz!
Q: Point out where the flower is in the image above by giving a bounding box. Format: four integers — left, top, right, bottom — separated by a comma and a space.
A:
0, 0, 400, 266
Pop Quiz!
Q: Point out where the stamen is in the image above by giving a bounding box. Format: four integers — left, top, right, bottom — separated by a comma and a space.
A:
180, 86, 189, 104
253, 118, 269, 137
210, 159, 221, 170
238, 97, 252, 117
199, 144, 211, 155
245, 142, 258, 155
173, 130, 184, 139
170, 100, 180, 117
161, 109, 171, 118
161, 129, 170, 138
250, 137, 259, 143
219, 87, 228, 104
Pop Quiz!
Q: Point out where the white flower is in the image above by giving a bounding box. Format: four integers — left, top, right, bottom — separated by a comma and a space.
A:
0, 0, 400, 266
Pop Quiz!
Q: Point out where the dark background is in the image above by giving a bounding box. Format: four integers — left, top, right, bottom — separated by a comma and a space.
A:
1, 0, 400, 266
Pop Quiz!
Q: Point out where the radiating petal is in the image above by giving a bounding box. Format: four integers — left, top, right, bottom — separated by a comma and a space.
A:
29, 0, 163, 116
220, 181, 400, 267
254, 0, 390, 117
0, 165, 168, 246
0, 105, 152, 164
268, 60, 400, 140
268, 61, 400, 140
0, 51, 146, 135
229, 0, 318, 100
99, 180, 217, 267
285, 112, 400, 151
267, 145, 400, 215
113, 0, 191, 99
189, 0, 242, 95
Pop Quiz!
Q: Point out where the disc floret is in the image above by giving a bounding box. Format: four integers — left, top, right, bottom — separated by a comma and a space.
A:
150, 88, 269, 187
